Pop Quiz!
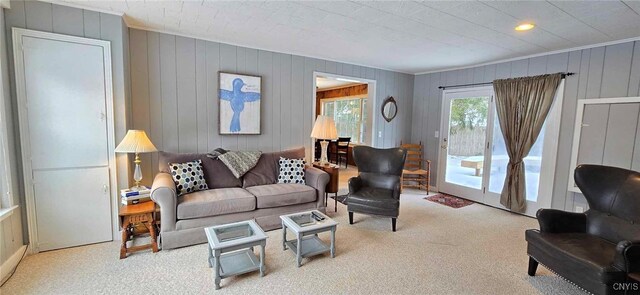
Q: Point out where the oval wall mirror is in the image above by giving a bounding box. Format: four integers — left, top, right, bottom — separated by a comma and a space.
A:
381, 96, 398, 123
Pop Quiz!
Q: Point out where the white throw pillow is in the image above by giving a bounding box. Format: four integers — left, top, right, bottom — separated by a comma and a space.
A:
168, 160, 208, 196
277, 157, 306, 184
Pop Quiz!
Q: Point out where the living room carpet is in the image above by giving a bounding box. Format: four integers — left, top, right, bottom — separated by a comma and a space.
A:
1, 190, 585, 295
425, 193, 475, 209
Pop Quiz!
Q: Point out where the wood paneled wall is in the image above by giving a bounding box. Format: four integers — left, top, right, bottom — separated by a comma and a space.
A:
412, 41, 640, 212
3, 1, 130, 243
315, 84, 368, 116
129, 29, 414, 185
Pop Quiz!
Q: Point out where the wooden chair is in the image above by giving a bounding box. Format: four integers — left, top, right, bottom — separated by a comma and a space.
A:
400, 141, 430, 192
333, 137, 351, 168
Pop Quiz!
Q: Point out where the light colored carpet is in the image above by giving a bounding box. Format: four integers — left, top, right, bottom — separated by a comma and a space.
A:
1, 191, 585, 295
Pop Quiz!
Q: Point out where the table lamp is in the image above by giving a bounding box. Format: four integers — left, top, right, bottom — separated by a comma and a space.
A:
311, 115, 338, 165
115, 130, 158, 190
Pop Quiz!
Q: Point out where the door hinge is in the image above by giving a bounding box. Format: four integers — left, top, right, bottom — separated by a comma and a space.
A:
482, 187, 486, 194
486, 141, 490, 149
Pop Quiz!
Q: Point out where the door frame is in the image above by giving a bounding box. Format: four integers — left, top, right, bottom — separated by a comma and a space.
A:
567, 96, 640, 193
12, 28, 116, 253
311, 72, 377, 162
437, 86, 494, 202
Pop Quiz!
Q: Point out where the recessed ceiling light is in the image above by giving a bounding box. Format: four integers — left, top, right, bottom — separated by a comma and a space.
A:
515, 23, 535, 31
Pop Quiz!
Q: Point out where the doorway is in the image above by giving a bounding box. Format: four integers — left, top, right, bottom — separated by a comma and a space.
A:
312, 73, 377, 166
13, 29, 116, 252
437, 83, 564, 217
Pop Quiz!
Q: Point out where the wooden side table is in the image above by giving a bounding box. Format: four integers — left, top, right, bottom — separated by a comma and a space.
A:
313, 162, 339, 212
119, 201, 158, 259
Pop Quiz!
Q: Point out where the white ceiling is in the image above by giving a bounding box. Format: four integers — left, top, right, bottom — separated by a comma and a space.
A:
50, 0, 640, 74
316, 76, 365, 90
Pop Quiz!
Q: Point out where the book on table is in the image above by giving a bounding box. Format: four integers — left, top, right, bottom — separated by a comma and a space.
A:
120, 186, 151, 197
121, 194, 151, 205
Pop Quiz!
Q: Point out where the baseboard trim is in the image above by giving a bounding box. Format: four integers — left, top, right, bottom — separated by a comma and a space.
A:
1, 245, 27, 285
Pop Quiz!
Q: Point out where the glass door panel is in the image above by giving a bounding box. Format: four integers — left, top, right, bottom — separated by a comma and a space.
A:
438, 88, 493, 202
444, 97, 489, 189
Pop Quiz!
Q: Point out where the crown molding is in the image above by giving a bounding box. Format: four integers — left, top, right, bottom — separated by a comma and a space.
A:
38, 0, 124, 17
415, 36, 640, 75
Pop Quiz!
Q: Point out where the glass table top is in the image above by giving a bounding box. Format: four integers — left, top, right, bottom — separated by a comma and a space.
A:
205, 220, 267, 249
214, 223, 255, 243
290, 212, 318, 227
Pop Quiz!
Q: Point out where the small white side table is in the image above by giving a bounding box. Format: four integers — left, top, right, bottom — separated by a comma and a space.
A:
280, 210, 338, 267
204, 220, 267, 290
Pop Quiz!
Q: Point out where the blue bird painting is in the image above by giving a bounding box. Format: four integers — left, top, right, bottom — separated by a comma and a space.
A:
219, 74, 261, 134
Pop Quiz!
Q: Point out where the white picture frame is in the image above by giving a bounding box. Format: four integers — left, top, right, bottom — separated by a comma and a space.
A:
218, 72, 262, 135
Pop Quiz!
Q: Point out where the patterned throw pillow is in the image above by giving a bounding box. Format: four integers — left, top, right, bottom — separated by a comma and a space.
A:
168, 160, 208, 196
277, 157, 306, 184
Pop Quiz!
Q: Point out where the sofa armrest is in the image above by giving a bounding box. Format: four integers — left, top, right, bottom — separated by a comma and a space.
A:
348, 176, 362, 194
151, 172, 178, 232
536, 209, 586, 234
614, 240, 640, 273
305, 166, 329, 207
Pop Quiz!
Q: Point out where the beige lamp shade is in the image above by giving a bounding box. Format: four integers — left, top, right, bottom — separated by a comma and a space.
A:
310, 115, 338, 140
115, 130, 158, 153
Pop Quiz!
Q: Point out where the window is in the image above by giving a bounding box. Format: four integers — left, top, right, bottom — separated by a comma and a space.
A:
321, 97, 367, 144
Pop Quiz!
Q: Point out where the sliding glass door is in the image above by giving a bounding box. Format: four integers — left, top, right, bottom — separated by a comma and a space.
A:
438, 83, 564, 217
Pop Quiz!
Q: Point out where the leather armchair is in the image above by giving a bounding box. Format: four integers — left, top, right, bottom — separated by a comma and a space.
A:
526, 165, 640, 295
347, 146, 407, 231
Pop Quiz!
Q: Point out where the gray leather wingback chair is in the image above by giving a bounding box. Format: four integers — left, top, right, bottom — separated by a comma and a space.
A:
526, 165, 640, 295
347, 146, 407, 231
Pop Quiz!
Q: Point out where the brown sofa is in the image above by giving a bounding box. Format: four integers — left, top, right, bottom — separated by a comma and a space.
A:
151, 147, 329, 249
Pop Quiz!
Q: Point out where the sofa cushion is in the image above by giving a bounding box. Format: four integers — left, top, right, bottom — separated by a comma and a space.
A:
245, 184, 316, 209
159, 151, 242, 188
177, 188, 256, 219
243, 147, 305, 187
525, 231, 626, 284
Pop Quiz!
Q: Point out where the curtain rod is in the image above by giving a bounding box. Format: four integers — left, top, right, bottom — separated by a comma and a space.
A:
438, 72, 575, 90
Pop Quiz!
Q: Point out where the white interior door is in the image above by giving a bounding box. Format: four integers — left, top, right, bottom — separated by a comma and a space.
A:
14, 29, 115, 252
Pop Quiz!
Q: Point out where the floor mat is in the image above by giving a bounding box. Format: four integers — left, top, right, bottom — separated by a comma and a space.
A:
425, 193, 474, 209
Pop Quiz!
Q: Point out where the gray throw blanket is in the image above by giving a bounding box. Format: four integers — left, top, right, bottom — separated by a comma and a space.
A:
217, 151, 262, 178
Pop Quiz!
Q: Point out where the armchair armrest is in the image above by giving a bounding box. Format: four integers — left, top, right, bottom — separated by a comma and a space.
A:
392, 180, 401, 200
348, 176, 362, 194
151, 172, 178, 232
536, 209, 586, 234
305, 166, 329, 208
614, 241, 640, 273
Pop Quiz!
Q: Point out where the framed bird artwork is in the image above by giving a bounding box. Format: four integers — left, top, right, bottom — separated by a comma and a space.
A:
218, 72, 262, 134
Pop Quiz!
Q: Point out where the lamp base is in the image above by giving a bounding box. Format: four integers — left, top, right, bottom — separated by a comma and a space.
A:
131, 154, 145, 191
319, 140, 330, 166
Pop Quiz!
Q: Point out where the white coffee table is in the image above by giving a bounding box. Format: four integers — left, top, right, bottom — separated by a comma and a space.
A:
280, 210, 338, 267
204, 220, 267, 290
